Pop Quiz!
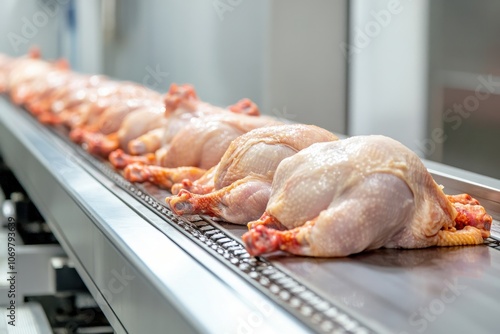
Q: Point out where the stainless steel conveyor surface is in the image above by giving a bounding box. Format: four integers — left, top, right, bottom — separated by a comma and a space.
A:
215, 223, 500, 334
1, 96, 499, 334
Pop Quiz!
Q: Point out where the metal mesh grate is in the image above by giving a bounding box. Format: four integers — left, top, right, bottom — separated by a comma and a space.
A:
484, 237, 500, 250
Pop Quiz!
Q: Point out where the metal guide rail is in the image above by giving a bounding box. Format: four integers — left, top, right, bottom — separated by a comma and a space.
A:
2, 96, 500, 333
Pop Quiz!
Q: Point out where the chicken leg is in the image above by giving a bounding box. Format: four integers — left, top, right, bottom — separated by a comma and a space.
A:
167, 175, 272, 224
228, 98, 260, 116
171, 166, 218, 195
109, 150, 157, 169
127, 128, 165, 155
123, 163, 207, 189
446, 194, 491, 237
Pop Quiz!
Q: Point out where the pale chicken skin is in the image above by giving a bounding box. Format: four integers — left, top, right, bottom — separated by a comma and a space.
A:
9, 59, 70, 107
242, 135, 492, 257
64, 81, 163, 157
122, 112, 282, 188
69, 98, 163, 144
60, 81, 160, 130
126, 84, 259, 156
165, 124, 338, 224
32, 74, 108, 125
109, 83, 261, 166
158, 112, 280, 169
6, 56, 53, 94
82, 103, 166, 157
1, 48, 62, 97
108, 84, 268, 171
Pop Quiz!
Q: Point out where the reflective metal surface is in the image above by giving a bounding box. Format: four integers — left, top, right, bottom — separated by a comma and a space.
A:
214, 228, 500, 333
0, 303, 52, 334
271, 243, 499, 333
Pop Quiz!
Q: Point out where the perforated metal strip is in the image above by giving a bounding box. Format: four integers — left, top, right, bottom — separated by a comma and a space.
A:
484, 238, 500, 250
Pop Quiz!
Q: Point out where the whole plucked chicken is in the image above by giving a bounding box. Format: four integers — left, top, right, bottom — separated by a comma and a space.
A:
2, 51, 164, 157
122, 111, 282, 188
165, 124, 338, 224
4, 50, 53, 95
9, 58, 70, 107
242, 135, 492, 257
63, 83, 164, 156
109, 83, 262, 167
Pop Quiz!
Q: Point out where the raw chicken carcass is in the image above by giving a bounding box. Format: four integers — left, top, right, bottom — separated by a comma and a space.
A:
165, 124, 338, 224
65, 82, 163, 156
156, 112, 279, 169
122, 97, 259, 158
40, 78, 158, 131
78, 83, 264, 159
109, 83, 261, 167
67, 82, 163, 145
122, 112, 281, 187
1, 48, 55, 96
69, 98, 162, 143
82, 103, 166, 157
31, 74, 108, 125
242, 135, 492, 257
5, 49, 50, 94
9, 59, 70, 106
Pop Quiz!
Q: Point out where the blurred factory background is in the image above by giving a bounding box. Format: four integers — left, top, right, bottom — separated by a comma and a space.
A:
0, 0, 499, 179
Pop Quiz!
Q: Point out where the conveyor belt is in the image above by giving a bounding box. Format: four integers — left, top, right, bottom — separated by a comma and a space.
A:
74, 135, 500, 334
2, 97, 500, 333
67, 136, 375, 334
